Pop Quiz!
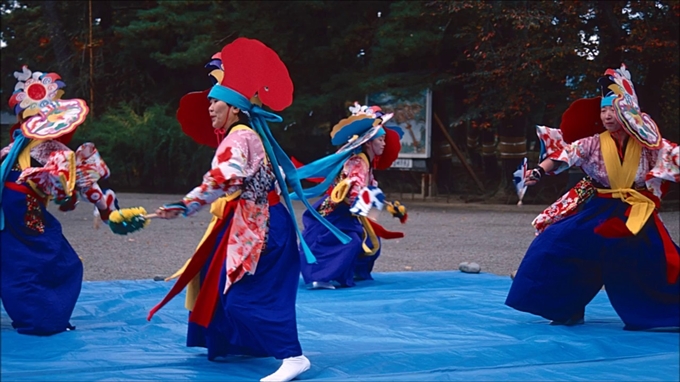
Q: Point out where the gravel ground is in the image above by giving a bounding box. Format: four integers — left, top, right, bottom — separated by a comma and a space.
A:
50, 193, 680, 281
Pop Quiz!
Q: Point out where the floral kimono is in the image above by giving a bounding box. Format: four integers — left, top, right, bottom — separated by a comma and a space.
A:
149, 123, 303, 360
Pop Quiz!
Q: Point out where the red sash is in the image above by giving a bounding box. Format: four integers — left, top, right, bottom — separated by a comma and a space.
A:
4, 181, 48, 206
598, 190, 679, 284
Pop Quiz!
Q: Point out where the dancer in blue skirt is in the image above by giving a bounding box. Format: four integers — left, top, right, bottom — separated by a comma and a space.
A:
1, 66, 118, 335
293, 103, 408, 289
146, 38, 350, 382
506, 64, 679, 330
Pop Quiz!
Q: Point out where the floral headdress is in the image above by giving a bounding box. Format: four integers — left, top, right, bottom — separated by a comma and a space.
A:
291, 102, 404, 202
331, 102, 402, 170
7, 66, 88, 144
559, 63, 661, 149
598, 64, 661, 149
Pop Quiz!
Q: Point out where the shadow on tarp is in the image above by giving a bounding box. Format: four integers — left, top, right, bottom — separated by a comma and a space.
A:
2, 271, 679, 381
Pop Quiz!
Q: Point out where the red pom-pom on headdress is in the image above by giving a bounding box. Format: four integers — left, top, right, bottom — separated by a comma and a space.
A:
374, 127, 402, 170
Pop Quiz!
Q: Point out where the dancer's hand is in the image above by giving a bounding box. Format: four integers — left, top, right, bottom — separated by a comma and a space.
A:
524, 170, 538, 186
155, 208, 181, 219
155, 202, 187, 219
525, 167, 545, 186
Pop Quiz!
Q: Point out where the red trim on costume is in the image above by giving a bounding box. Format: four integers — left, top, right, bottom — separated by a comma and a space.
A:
654, 213, 680, 284
189, 213, 234, 327
594, 217, 633, 237
147, 190, 282, 324
267, 190, 280, 206
4, 181, 48, 205
368, 219, 404, 239
190, 190, 279, 327
147, 201, 235, 322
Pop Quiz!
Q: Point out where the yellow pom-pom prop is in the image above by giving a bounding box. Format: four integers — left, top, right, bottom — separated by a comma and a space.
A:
386, 200, 408, 224
108, 207, 155, 235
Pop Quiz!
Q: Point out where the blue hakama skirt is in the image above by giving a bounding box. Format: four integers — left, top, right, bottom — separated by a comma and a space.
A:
299, 197, 380, 287
506, 196, 680, 330
186, 203, 303, 360
1, 170, 83, 335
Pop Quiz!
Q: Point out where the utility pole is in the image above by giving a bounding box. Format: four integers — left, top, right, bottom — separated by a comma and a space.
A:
88, 0, 94, 117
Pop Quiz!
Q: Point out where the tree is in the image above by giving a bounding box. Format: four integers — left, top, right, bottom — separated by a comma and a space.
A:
2, 0, 677, 195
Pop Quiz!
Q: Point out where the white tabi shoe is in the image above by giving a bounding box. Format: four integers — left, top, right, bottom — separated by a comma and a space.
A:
260, 355, 311, 382
308, 281, 335, 290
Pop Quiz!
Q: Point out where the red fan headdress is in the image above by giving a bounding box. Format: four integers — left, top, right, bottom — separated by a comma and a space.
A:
174, 37, 351, 267
176, 38, 293, 148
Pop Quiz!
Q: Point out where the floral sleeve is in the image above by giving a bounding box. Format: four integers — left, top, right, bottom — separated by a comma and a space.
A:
536, 125, 598, 175
182, 128, 262, 216
645, 139, 679, 197
342, 155, 370, 204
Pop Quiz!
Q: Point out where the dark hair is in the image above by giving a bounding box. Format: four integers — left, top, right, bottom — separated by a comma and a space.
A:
228, 105, 250, 124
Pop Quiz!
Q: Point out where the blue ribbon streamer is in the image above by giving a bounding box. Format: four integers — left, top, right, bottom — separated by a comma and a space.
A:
208, 85, 351, 264
0, 130, 30, 231
289, 149, 354, 200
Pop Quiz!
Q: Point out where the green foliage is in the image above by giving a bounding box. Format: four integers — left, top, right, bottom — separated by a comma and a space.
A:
70, 103, 214, 192
2, 0, 678, 195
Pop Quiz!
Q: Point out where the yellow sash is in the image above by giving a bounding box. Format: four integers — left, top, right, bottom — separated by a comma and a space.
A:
358, 216, 380, 256
597, 131, 654, 235
330, 153, 370, 203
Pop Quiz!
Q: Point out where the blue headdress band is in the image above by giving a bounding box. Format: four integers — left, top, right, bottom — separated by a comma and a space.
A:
372, 127, 386, 140
601, 95, 616, 107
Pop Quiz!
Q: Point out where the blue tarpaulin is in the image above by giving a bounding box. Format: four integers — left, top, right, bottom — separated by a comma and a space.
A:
2, 271, 679, 381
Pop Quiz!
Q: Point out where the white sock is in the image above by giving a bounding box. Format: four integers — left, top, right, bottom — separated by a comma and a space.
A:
260, 355, 311, 382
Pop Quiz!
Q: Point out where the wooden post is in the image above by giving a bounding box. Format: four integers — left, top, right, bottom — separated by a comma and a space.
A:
433, 113, 485, 192
431, 161, 438, 197
429, 173, 435, 197
88, 0, 94, 117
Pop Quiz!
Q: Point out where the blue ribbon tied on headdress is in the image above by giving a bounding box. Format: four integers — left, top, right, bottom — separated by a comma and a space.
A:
208, 85, 351, 263
291, 117, 387, 201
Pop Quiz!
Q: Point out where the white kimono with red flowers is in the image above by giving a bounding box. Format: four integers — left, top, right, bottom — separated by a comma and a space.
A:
181, 125, 276, 294
532, 126, 679, 233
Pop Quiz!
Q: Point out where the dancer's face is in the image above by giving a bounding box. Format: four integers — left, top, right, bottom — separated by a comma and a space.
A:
209, 99, 240, 130
600, 106, 623, 133
368, 135, 386, 156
